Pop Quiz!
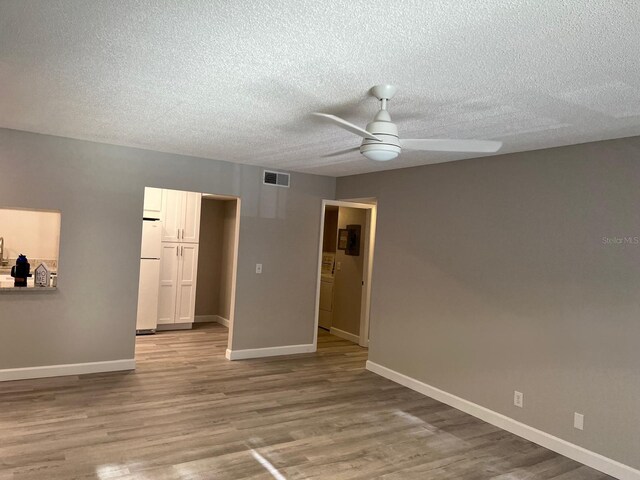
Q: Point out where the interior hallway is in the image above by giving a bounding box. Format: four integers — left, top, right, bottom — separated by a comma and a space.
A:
0, 324, 613, 479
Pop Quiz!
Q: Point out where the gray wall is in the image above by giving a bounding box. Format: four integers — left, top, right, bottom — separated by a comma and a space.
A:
0, 128, 335, 368
322, 206, 338, 253
195, 198, 225, 318
337, 136, 640, 469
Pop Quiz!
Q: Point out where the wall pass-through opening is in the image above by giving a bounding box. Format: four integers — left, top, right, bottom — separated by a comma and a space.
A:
135, 187, 241, 358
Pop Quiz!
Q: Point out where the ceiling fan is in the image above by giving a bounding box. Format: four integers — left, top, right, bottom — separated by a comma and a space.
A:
313, 85, 502, 161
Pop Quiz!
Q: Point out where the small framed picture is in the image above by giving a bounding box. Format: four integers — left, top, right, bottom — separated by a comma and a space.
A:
346, 224, 361, 256
338, 229, 348, 250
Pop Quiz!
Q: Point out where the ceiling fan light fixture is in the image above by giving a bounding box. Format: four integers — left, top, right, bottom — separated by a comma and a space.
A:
315, 84, 503, 162
360, 122, 401, 161
362, 149, 399, 161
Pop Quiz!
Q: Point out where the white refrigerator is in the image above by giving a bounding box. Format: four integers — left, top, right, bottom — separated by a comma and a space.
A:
136, 220, 162, 333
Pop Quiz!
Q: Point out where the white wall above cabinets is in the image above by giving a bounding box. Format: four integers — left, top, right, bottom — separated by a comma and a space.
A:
160, 189, 201, 243
157, 242, 199, 326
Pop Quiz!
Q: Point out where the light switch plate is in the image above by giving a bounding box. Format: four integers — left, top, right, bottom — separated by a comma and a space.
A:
574, 412, 584, 430
514, 391, 523, 408
255, 263, 262, 274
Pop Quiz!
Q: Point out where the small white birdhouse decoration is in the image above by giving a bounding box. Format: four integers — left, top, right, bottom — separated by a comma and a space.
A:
34, 262, 50, 287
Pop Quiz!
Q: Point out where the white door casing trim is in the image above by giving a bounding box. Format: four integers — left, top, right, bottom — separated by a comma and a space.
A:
313, 199, 377, 350
225, 198, 241, 355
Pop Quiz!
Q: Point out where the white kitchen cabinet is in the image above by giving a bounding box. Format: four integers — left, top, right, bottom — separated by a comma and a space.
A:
319, 278, 334, 329
143, 187, 163, 220
157, 243, 180, 325
175, 243, 199, 323
160, 189, 201, 243
160, 189, 184, 242
157, 242, 199, 325
181, 192, 202, 243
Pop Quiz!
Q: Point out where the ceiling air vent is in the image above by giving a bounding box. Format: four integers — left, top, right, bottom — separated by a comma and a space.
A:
263, 170, 290, 188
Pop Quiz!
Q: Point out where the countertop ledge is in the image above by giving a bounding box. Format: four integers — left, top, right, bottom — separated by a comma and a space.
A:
0, 287, 57, 293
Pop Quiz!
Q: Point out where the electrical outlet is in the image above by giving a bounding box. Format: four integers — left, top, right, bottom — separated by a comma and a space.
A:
255, 263, 262, 274
336, 261, 341, 271
574, 412, 584, 430
514, 391, 524, 408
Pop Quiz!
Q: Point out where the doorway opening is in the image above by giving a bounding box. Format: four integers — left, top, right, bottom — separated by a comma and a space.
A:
135, 187, 241, 358
313, 199, 377, 350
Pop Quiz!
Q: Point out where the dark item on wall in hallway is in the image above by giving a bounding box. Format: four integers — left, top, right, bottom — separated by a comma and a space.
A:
346, 224, 361, 256
11, 254, 31, 287
338, 229, 348, 250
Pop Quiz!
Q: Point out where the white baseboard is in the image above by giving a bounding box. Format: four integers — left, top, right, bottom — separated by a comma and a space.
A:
195, 315, 230, 327
0, 359, 136, 382
329, 327, 359, 344
226, 344, 315, 360
366, 361, 640, 480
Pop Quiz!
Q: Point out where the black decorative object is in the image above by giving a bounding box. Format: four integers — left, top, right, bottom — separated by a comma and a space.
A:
345, 224, 361, 256
11, 254, 30, 287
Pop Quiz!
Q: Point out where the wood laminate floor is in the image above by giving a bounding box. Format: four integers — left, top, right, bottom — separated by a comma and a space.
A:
0, 323, 613, 480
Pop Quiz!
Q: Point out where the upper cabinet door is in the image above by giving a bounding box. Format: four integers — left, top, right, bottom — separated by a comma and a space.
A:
181, 192, 202, 243
161, 189, 184, 242
143, 187, 163, 220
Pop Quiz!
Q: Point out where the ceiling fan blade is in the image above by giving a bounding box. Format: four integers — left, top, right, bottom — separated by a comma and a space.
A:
312, 113, 381, 141
401, 139, 502, 153
321, 146, 361, 158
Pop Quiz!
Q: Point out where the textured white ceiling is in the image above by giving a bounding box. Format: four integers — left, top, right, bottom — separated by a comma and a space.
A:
1, 1, 639, 177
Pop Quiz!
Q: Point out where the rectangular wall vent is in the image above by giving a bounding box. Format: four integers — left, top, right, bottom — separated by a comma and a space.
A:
263, 170, 290, 188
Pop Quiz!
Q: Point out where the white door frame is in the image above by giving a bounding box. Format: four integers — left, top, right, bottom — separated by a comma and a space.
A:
313, 199, 377, 349
224, 198, 242, 355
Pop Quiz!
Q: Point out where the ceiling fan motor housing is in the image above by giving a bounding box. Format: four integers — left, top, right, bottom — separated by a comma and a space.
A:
360, 112, 401, 160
